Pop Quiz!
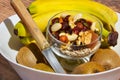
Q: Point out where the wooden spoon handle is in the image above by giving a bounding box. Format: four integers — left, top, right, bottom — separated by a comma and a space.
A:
11, 0, 50, 50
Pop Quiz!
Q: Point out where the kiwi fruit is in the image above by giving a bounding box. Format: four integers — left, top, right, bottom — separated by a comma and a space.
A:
90, 49, 120, 70
16, 46, 37, 67
16, 43, 48, 67
72, 62, 105, 74
32, 63, 54, 72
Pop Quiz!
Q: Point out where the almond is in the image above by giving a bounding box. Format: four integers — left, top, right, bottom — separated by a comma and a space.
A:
91, 22, 99, 31
66, 33, 78, 41
59, 32, 66, 36
51, 23, 62, 32
61, 13, 69, 18
73, 13, 82, 22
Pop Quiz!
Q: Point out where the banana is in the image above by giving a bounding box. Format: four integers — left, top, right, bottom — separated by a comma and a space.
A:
29, 0, 93, 8
19, 36, 36, 45
14, 0, 118, 47
14, 21, 30, 37
15, 11, 114, 47
14, 11, 60, 37
28, 1, 118, 25
28, 0, 118, 47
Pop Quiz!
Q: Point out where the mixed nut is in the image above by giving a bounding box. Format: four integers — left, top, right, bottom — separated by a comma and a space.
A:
49, 13, 100, 57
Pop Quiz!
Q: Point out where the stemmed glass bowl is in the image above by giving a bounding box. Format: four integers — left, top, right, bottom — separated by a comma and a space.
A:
46, 10, 102, 72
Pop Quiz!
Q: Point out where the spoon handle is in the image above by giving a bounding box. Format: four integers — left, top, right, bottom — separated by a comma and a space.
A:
11, 0, 50, 50
11, 0, 66, 73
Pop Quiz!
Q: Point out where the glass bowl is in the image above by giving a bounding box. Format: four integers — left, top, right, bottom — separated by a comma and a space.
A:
46, 10, 103, 71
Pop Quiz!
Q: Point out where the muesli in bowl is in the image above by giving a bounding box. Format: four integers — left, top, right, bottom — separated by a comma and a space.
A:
46, 11, 102, 59
46, 11, 102, 71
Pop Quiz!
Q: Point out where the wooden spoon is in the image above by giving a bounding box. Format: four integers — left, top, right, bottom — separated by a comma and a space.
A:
11, 0, 65, 73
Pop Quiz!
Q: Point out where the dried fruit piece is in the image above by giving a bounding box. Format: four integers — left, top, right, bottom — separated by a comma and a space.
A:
61, 22, 70, 31
72, 26, 81, 34
59, 35, 69, 43
63, 15, 70, 22
87, 30, 99, 49
59, 32, 66, 36
66, 33, 78, 41
52, 17, 59, 24
78, 31, 92, 45
73, 14, 82, 22
108, 31, 118, 46
69, 15, 75, 29
84, 31, 92, 44
61, 13, 69, 18
76, 22, 84, 29
59, 17, 63, 23
91, 22, 98, 31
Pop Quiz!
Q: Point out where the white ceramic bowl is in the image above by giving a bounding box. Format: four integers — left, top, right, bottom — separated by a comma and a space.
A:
0, 13, 120, 80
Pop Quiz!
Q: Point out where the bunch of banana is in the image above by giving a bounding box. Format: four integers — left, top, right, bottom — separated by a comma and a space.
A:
14, 0, 118, 48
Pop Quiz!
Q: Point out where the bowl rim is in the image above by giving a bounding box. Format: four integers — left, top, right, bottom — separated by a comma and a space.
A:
1, 50, 120, 77
0, 12, 120, 78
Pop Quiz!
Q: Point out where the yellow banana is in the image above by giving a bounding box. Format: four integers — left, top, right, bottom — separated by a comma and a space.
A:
15, 11, 111, 46
14, 21, 30, 37
30, 0, 94, 5
19, 36, 36, 45
28, 0, 118, 25
28, 0, 119, 47
28, 2, 118, 39
14, 11, 60, 37
14, 0, 118, 47
15, 10, 110, 37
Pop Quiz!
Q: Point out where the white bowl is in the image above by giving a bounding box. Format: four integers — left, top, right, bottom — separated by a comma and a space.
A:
0, 13, 120, 80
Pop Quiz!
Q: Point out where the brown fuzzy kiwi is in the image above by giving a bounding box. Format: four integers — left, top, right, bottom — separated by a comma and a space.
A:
72, 62, 105, 74
16, 43, 48, 67
90, 49, 120, 70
